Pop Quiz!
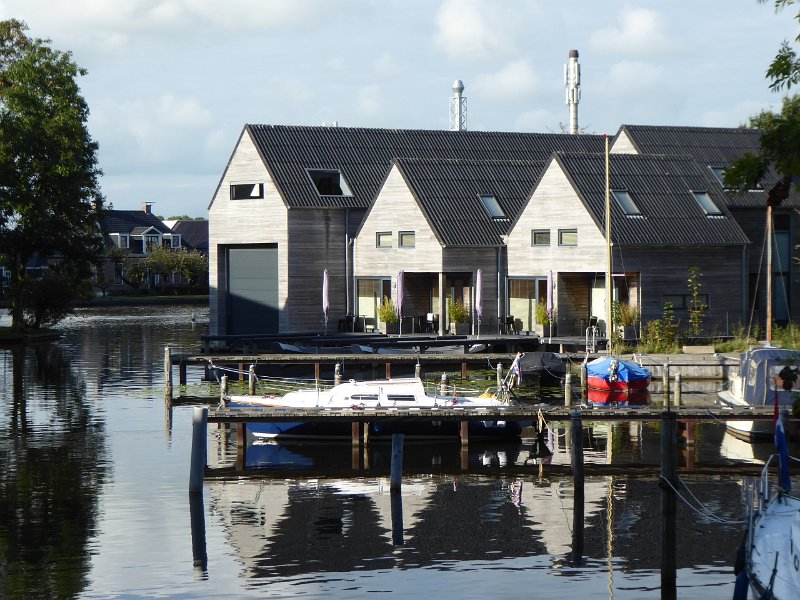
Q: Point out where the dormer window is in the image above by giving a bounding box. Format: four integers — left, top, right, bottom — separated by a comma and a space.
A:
307, 169, 353, 196
691, 191, 723, 216
479, 194, 506, 219
230, 183, 264, 200
611, 190, 641, 216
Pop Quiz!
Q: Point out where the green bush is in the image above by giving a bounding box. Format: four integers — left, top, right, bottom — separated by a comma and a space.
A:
377, 296, 398, 323
447, 297, 469, 323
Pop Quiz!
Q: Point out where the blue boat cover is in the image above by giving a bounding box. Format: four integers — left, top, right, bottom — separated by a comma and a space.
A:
586, 357, 651, 383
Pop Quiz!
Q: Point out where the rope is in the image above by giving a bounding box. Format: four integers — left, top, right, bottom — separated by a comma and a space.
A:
659, 475, 746, 524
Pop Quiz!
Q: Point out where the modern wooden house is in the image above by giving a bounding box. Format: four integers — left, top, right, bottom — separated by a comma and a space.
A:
612, 125, 800, 328
353, 158, 544, 335
505, 152, 750, 336
207, 125, 603, 336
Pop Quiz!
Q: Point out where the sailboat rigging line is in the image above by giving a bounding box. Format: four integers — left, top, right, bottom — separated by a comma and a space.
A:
659, 475, 746, 524
746, 218, 768, 339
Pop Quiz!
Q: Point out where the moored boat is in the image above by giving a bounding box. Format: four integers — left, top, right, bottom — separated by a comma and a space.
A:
717, 346, 800, 440
224, 376, 528, 441
735, 412, 800, 600
586, 356, 651, 392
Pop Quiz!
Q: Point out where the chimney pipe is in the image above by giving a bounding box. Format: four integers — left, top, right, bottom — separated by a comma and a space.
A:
141, 202, 152, 214
564, 49, 581, 134
449, 79, 467, 131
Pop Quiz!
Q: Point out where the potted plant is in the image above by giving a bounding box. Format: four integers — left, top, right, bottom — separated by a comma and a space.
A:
447, 297, 469, 335
534, 300, 556, 337
377, 295, 398, 334
618, 302, 641, 341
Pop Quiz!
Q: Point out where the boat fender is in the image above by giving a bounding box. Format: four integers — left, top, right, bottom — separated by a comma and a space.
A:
731, 570, 749, 600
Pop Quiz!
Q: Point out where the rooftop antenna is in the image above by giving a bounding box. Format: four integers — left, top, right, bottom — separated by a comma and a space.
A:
449, 79, 467, 131
564, 49, 581, 134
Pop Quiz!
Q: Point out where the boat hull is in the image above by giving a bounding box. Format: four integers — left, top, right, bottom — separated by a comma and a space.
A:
747, 492, 800, 599
587, 388, 650, 406
243, 418, 526, 441
587, 376, 650, 392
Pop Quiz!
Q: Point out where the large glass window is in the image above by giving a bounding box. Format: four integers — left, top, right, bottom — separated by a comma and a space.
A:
307, 169, 353, 196
508, 278, 537, 333
532, 229, 550, 246
230, 183, 264, 199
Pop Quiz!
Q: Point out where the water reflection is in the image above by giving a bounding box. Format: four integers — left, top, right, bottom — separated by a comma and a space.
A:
0, 342, 108, 599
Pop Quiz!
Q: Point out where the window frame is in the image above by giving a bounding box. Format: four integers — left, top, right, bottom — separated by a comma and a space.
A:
691, 190, 723, 216
558, 228, 578, 247
398, 231, 416, 248
531, 229, 551, 246
306, 168, 353, 197
479, 194, 506, 220
611, 189, 642, 216
376, 231, 392, 249
230, 183, 264, 200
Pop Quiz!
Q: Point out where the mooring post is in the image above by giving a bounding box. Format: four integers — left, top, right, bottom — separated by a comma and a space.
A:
662, 363, 670, 407
564, 372, 573, 406
580, 364, 588, 402
236, 423, 246, 472
248, 364, 255, 395
674, 373, 682, 406
571, 411, 585, 566
189, 490, 208, 573
220, 375, 228, 403
461, 362, 468, 379
386, 362, 392, 379
335, 362, 342, 385
414, 363, 421, 379
352, 421, 360, 449
390, 487, 404, 546
460, 421, 469, 447
189, 406, 208, 493
496, 362, 503, 388
179, 361, 187, 387
390, 433, 404, 491
440, 372, 448, 395
660, 411, 678, 599
164, 346, 172, 401
314, 362, 320, 387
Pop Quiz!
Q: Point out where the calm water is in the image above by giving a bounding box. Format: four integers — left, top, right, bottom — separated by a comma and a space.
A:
0, 305, 781, 599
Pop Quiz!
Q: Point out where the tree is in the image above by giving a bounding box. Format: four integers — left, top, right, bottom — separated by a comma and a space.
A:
0, 20, 103, 330
760, 0, 800, 91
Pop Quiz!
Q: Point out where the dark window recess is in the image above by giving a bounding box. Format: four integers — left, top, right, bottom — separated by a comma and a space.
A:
230, 183, 264, 200
351, 394, 379, 402
308, 169, 353, 196
387, 395, 416, 403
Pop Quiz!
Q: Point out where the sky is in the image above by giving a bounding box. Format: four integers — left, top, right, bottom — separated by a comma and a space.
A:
2, 0, 799, 219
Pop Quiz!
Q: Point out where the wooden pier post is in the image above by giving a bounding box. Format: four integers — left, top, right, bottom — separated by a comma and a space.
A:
386, 362, 392, 379
248, 365, 255, 395
390, 434, 404, 491
440, 372, 448, 395
571, 411, 585, 566
189, 406, 208, 493
461, 362, 468, 379
236, 423, 246, 472
570, 412, 584, 478
189, 490, 208, 572
674, 373, 682, 406
414, 363, 421, 379
390, 488, 404, 546
660, 411, 678, 599
220, 375, 228, 403
179, 361, 187, 387
662, 363, 670, 407
164, 346, 172, 401
314, 362, 320, 386
564, 372, 573, 406
580, 364, 588, 402
497, 362, 503, 388
335, 363, 342, 385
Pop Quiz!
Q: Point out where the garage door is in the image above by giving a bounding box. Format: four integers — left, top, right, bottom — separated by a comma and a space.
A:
227, 246, 279, 334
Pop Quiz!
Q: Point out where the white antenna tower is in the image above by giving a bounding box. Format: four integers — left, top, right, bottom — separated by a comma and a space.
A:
564, 49, 581, 134
449, 80, 467, 131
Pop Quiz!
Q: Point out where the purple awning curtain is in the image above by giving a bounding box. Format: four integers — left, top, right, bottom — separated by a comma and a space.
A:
475, 269, 482, 319
322, 269, 329, 333
396, 270, 404, 336
546, 270, 554, 321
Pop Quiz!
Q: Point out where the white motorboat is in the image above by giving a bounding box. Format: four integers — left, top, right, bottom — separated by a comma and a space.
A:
224, 376, 528, 440
717, 346, 800, 440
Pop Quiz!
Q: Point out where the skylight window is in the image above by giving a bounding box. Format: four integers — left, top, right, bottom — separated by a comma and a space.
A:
479, 195, 506, 219
307, 169, 353, 196
709, 166, 726, 186
611, 190, 641, 216
691, 191, 723, 216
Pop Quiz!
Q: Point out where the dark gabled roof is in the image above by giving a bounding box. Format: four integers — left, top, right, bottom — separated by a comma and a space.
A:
98, 210, 172, 235
394, 158, 544, 246
243, 124, 607, 209
555, 152, 750, 246
617, 124, 800, 209
171, 220, 208, 253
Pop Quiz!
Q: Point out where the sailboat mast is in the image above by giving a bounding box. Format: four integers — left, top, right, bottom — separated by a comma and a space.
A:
605, 135, 613, 355
767, 204, 773, 342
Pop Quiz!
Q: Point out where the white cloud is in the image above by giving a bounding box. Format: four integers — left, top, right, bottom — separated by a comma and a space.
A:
374, 53, 396, 76
589, 7, 669, 56
434, 0, 512, 61
606, 60, 664, 90
474, 60, 537, 103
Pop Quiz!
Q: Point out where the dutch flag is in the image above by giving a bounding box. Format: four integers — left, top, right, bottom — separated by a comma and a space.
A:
774, 388, 792, 492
